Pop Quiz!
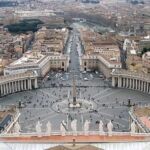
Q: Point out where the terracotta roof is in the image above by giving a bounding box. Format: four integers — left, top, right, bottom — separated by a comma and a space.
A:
140, 117, 150, 129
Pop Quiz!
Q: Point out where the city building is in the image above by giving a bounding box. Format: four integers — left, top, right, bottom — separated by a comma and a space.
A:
129, 105, 150, 133
4, 51, 69, 77
34, 27, 69, 54
81, 54, 121, 78
4, 51, 50, 77
0, 105, 20, 134
14, 10, 55, 18
80, 30, 121, 78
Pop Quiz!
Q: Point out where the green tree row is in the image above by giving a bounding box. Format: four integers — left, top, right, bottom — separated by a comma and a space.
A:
5, 19, 44, 34
141, 47, 150, 56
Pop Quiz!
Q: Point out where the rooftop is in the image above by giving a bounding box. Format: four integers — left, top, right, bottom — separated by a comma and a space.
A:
134, 107, 150, 130
9, 51, 45, 67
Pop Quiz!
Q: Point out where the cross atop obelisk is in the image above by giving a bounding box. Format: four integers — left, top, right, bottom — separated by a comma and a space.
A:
72, 73, 77, 105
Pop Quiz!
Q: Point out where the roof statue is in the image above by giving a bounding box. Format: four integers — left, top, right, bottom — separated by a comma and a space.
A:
99, 120, 104, 134
84, 120, 90, 135
60, 120, 67, 136
36, 121, 42, 135
131, 121, 136, 135
14, 121, 21, 134
107, 120, 113, 136
71, 119, 77, 135
46, 121, 52, 135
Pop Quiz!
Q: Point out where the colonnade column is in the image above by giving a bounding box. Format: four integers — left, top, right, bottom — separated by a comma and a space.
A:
12, 82, 15, 93
112, 77, 115, 87
21, 80, 23, 90
28, 79, 32, 90
3, 84, 6, 95
6, 83, 9, 94
143, 82, 146, 93
14, 81, 17, 92
18, 81, 21, 91
9, 82, 12, 93
0, 85, 2, 96
132, 79, 134, 89
126, 78, 128, 88
34, 78, 38, 88
136, 79, 138, 90
123, 78, 126, 87
141, 81, 144, 91
129, 78, 132, 89
118, 77, 122, 87
147, 82, 149, 93
24, 80, 27, 90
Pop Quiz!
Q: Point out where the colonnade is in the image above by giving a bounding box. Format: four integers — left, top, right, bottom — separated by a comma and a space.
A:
112, 72, 150, 94
0, 72, 38, 97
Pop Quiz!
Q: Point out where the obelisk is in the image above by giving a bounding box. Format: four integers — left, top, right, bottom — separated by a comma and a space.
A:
72, 74, 77, 106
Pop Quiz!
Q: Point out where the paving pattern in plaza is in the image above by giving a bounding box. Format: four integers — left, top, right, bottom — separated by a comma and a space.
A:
0, 74, 150, 133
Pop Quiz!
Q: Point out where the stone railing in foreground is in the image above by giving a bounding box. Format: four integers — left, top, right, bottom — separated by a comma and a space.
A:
111, 69, 150, 94
0, 131, 150, 143
0, 71, 38, 97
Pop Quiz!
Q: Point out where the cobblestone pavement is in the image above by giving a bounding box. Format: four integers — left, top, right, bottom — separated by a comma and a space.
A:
0, 73, 150, 133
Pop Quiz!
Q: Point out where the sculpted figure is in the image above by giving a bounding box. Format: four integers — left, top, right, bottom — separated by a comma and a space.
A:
84, 120, 90, 135
99, 120, 104, 134
107, 120, 113, 136
36, 121, 42, 134
46, 121, 52, 134
14, 121, 21, 134
60, 120, 67, 136
71, 119, 77, 135
131, 121, 136, 134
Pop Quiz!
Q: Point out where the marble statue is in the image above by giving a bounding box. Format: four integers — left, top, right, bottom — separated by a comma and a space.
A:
46, 121, 52, 134
71, 119, 77, 131
99, 120, 104, 134
131, 121, 136, 134
36, 121, 42, 134
60, 120, 67, 136
84, 120, 90, 135
71, 119, 77, 135
14, 121, 21, 134
107, 120, 113, 136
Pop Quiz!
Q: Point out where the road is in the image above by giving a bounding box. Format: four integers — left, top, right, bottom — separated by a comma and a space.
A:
67, 28, 81, 76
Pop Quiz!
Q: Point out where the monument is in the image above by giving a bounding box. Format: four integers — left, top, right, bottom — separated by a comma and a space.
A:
69, 74, 81, 108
